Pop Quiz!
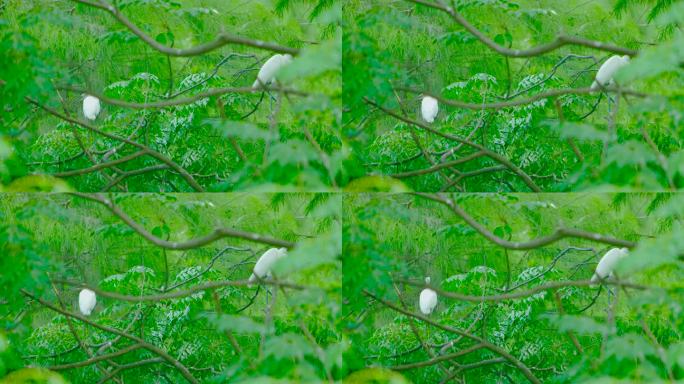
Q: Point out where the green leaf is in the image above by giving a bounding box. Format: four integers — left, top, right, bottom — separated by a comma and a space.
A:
204, 119, 275, 140
202, 313, 266, 334
605, 333, 656, 361
273, 226, 341, 276
546, 314, 609, 335
263, 333, 314, 361
605, 141, 656, 167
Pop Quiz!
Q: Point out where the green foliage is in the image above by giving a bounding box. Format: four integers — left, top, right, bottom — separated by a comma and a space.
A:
342, 0, 684, 192
0, 193, 343, 383
344, 193, 684, 383
0, 0, 342, 192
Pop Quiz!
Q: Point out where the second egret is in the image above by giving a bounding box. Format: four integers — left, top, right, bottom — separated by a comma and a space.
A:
421, 95, 438, 123
82, 95, 101, 121
78, 289, 97, 316
419, 277, 438, 315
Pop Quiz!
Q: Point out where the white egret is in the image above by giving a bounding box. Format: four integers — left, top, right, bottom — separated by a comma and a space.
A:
421, 95, 438, 123
82, 95, 101, 121
78, 289, 97, 316
591, 247, 629, 283
252, 54, 293, 89
248, 247, 288, 285
591, 55, 630, 90
419, 277, 438, 315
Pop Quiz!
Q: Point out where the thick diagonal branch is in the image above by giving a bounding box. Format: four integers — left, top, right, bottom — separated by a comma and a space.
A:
414, 193, 636, 249
25, 97, 203, 191
365, 98, 541, 191
71, 0, 299, 56
21, 290, 198, 384
364, 290, 541, 384
406, 0, 637, 57
70, 192, 296, 250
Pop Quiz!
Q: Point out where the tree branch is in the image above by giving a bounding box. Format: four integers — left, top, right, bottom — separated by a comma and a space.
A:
59, 85, 307, 109
395, 86, 647, 111
48, 344, 143, 370
414, 193, 636, 249
389, 343, 485, 371
364, 290, 541, 384
53, 150, 148, 178
390, 151, 486, 179
397, 278, 646, 303
405, 0, 638, 57
25, 97, 203, 191
70, 0, 299, 56
364, 98, 541, 192
69, 192, 295, 250
53, 279, 307, 302
21, 290, 198, 384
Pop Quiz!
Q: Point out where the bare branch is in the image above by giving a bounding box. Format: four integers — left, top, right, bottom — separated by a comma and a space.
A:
390, 152, 486, 179
397, 278, 646, 303
71, 0, 299, 56
389, 344, 485, 371
364, 290, 541, 384
69, 193, 295, 250
364, 98, 542, 192
396, 86, 647, 111
21, 290, 198, 384
96, 357, 164, 384
414, 192, 637, 249
53, 150, 148, 178
59, 85, 307, 109
49, 344, 143, 370
406, 0, 637, 57
53, 279, 307, 302
25, 97, 203, 191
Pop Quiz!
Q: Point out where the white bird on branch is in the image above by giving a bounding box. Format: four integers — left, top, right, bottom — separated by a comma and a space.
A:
78, 289, 97, 316
249, 247, 288, 285
591, 55, 630, 90
419, 277, 438, 315
252, 54, 293, 89
82, 94, 101, 121
421, 95, 438, 123
591, 247, 629, 284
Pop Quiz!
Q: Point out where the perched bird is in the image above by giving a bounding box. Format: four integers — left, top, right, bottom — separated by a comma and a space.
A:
591, 55, 630, 90
249, 247, 288, 284
82, 95, 101, 121
419, 277, 438, 315
421, 95, 438, 123
78, 289, 97, 316
591, 247, 629, 283
252, 54, 293, 89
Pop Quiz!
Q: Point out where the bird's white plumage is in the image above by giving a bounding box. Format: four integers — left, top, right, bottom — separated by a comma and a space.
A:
82, 95, 101, 121
79, 289, 97, 316
252, 54, 293, 88
591, 247, 629, 283
419, 277, 438, 315
591, 55, 630, 90
421, 96, 438, 123
249, 247, 288, 283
